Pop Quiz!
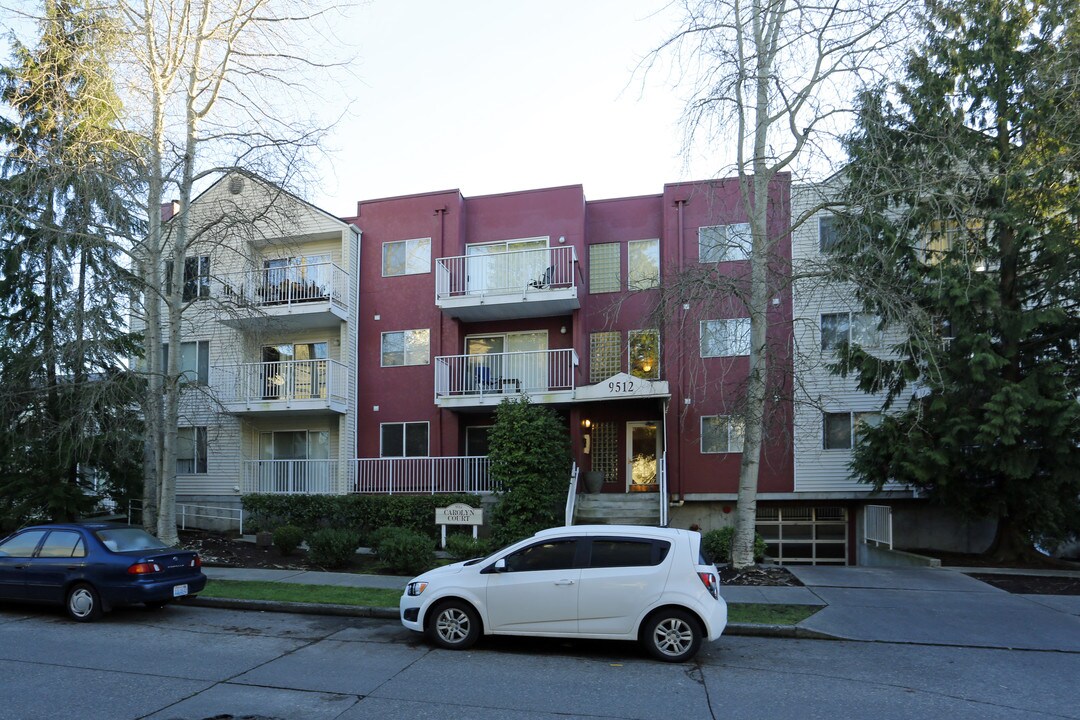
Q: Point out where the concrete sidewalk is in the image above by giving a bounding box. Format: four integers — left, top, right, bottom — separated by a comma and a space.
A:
198, 565, 1080, 651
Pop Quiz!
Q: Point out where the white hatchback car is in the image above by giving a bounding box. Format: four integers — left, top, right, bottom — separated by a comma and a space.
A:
399, 525, 727, 662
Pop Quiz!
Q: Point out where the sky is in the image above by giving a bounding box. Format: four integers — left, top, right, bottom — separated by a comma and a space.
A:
310, 0, 713, 216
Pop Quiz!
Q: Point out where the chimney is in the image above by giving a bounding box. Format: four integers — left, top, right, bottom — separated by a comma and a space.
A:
160, 199, 181, 221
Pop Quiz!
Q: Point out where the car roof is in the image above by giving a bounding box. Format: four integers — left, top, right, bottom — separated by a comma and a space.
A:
532, 525, 692, 541
17, 522, 130, 532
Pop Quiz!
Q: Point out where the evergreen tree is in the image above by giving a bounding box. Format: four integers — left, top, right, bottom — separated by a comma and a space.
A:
0, 0, 143, 525
833, 0, 1080, 559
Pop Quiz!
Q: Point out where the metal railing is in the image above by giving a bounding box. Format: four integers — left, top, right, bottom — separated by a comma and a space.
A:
215, 262, 348, 311
243, 459, 338, 494
564, 462, 580, 526
213, 359, 348, 406
435, 245, 577, 300
352, 456, 495, 494
434, 348, 578, 399
864, 504, 893, 548
658, 452, 668, 527
128, 499, 245, 533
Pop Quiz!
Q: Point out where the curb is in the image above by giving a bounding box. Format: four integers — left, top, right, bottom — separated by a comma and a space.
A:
188, 598, 840, 640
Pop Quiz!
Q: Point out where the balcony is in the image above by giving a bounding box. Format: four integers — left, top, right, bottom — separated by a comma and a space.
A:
435, 245, 579, 321
215, 262, 349, 331
434, 348, 578, 409
242, 459, 341, 494
353, 456, 496, 494
214, 359, 348, 415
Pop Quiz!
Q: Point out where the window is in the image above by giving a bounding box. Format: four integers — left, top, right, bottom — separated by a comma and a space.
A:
381, 329, 430, 367
162, 340, 209, 385
0, 530, 46, 557
700, 318, 751, 357
504, 540, 578, 572
821, 312, 882, 352
38, 531, 86, 558
701, 415, 745, 453
818, 216, 839, 253
382, 237, 431, 277
165, 255, 210, 301
589, 243, 621, 293
823, 411, 881, 450
589, 539, 668, 568
590, 331, 621, 382
381, 422, 429, 457
699, 223, 751, 262
629, 329, 660, 380
177, 426, 208, 474
627, 239, 660, 289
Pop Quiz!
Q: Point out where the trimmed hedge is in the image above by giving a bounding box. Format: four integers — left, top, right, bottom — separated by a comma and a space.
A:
272, 525, 305, 556
372, 526, 435, 575
701, 526, 768, 564
242, 493, 484, 544
308, 528, 361, 568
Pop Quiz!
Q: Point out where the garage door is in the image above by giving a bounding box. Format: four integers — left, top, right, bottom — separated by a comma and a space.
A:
756, 507, 848, 565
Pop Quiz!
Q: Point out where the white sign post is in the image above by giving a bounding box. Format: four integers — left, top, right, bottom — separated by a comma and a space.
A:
435, 503, 484, 549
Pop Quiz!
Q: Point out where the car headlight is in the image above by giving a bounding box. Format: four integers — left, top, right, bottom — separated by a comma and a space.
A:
406, 581, 428, 596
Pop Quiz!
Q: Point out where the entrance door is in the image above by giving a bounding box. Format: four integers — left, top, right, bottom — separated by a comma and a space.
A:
626, 422, 660, 492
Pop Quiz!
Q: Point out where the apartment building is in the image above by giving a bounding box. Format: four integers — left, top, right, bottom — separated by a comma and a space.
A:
138, 173, 360, 518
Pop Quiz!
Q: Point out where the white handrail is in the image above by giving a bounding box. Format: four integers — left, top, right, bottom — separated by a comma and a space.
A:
564, 462, 580, 526
434, 348, 578, 398
435, 245, 577, 300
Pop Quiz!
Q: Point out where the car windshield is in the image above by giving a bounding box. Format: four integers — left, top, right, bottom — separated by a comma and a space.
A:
95, 528, 171, 552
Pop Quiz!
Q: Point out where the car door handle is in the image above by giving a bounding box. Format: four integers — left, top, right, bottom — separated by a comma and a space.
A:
554, 579, 575, 586
13, 564, 27, 569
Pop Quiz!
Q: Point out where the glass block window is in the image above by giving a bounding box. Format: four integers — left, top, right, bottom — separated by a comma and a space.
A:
627, 239, 660, 289
592, 421, 619, 484
589, 243, 621, 294
590, 331, 621, 382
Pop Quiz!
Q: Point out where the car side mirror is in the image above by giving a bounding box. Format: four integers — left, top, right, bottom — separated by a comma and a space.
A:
494, 558, 507, 572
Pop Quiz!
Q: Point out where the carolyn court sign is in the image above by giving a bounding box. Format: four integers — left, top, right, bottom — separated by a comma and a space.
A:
435, 503, 484, 548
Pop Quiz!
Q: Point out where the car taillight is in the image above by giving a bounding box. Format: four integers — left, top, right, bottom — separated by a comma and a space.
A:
698, 571, 720, 600
191, 555, 201, 568
127, 562, 162, 575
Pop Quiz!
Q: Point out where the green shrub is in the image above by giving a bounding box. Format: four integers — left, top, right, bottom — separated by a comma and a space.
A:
373, 525, 435, 575
272, 525, 304, 556
307, 528, 360, 568
445, 533, 492, 561
702, 526, 767, 564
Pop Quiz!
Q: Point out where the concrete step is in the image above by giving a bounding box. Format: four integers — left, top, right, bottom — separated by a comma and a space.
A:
573, 493, 662, 526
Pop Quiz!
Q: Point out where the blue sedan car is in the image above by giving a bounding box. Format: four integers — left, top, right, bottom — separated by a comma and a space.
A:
0, 522, 207, 621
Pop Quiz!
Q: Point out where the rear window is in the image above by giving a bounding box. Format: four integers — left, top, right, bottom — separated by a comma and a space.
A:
589, 539, 670, 568
95, 528, 170, 552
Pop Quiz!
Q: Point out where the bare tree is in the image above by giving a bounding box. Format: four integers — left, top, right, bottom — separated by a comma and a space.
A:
647, 0, 910, 569
109, 0, 350, 543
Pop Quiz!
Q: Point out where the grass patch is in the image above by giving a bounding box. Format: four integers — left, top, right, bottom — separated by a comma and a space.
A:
728, 603, 820, 625
202, 580, 402, 608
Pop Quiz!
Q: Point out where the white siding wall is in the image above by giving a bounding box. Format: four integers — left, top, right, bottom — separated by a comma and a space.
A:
791, 183, 908, 493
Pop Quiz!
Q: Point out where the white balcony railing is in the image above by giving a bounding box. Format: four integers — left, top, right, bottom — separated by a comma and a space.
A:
435, 245, 576, 300
243, 459, 338, 494
216, 262, 348, 311
353, 456, 495, 494
434, 348, 578, 399
214, 359, 348, 406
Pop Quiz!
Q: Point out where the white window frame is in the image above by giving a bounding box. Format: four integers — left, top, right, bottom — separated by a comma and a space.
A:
820, 312, 883, 352
818, 215, 839, 253
823, 411, 882, 450
381, 329, 430, 367
699, 318, 751, 358
628, 329, 660, 380
176, 426, 208, 474
162, 340, 209, 385
382, 237, 431, 277
627, 238, 660, 290
701, 415, 745, 454
698, 224, 751, 262
379, 421, 430, 458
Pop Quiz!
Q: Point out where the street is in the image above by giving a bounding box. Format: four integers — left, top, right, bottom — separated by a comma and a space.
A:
0, 604, 1076, 720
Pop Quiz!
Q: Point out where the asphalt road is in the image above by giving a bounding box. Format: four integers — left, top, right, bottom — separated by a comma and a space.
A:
1, 604, 1077, 720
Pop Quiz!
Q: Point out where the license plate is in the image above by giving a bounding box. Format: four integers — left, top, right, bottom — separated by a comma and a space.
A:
173, 584, 188, 598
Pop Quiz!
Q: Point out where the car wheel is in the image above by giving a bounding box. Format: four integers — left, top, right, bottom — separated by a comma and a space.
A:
643, 609, 702, 662
66, 583, 102, 623
426, 600, 480, 650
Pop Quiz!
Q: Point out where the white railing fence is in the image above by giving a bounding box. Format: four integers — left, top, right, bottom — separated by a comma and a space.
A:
243, 459, 338, 494
216, 262, 348, 310
864, 504, 893, 548
434, 348, 578, 398
353, 456, 496, 494
435, 245, 577, 300
214, 359, 348, 405
658, 452, 668, 527
128, 499, 245, 534
564, 462, 580, 526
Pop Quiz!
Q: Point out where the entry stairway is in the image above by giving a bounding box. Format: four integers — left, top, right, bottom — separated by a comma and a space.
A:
572, 493, 662, 526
